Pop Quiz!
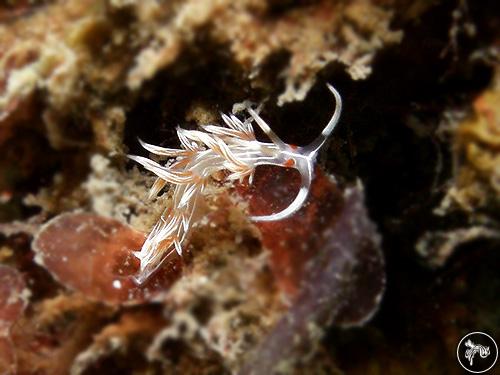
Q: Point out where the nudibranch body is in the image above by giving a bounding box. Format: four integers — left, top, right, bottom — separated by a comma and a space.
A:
129, 84, 342, 283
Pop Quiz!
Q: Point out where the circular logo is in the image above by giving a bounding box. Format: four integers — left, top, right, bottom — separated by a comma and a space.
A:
457, 332, 498, 373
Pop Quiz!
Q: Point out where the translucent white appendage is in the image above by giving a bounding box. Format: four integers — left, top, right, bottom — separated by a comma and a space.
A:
129, 84, 342, 283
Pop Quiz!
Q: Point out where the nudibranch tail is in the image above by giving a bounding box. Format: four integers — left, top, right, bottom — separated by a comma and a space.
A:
129, 84, 342, 283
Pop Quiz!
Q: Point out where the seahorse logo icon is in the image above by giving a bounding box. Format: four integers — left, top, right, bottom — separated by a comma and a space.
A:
457, 332, 498, 373
464, 339, 490, 366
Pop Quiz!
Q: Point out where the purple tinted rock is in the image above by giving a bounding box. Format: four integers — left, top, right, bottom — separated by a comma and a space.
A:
239, 168, 384, 373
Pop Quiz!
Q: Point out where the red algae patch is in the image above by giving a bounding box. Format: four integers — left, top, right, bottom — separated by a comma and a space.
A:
32, 213, 182, 305
0, 337, 15, 374
0, 265, 27, 374
0, 264, 28, 335
240, 166, 384, 320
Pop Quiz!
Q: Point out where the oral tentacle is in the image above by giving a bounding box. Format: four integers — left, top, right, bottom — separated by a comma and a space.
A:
302, 83, 342, 155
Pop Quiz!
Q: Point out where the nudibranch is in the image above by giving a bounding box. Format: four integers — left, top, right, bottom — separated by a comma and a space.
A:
129, 84, 342, 283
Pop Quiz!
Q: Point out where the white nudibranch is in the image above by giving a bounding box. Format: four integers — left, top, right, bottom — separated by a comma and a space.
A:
129, 84, 342, 283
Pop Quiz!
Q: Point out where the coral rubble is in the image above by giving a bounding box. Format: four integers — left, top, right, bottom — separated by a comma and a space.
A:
0, 0, 498, 373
